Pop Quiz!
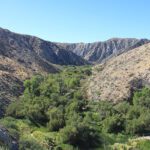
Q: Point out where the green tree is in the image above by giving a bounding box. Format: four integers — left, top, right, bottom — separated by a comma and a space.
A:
102, 115, 125, 133
47, 107, 65, 131
59, 124, 101, 149
133, 87, 150, 108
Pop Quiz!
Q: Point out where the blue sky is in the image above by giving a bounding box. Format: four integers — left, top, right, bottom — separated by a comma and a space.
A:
0, 0, 150, 42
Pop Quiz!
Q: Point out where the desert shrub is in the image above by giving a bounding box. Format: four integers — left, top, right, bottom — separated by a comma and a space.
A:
126, 106, 141, 120
125, 119, 145, 135
5, 65, 150, 149
39, 75, 60, 97
19, 137, 44, 150
114, 101, 130, 115
96, 101, 115, 120
126, 110, 150, 135
136, 140, 150, 150
55, 144, 78, 150
24, 75, 44, 97
6, 101, 25, 118
0, 117, 18, 130
47, 107, 65, 131
59, 124, 101, 149
102, 115, 125, 133
0, 146, 9, 150
133, 87, 150, 108
81, 68, 92, 76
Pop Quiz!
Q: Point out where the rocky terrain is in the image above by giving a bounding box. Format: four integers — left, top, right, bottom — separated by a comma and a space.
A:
87, 43, 150, 102
0, 28, 88, 116
1, 27, 150, 149
0, 125, 18, 150
56, 38, 149, 63
0, 28, 87, 66
0, 27, 150, 113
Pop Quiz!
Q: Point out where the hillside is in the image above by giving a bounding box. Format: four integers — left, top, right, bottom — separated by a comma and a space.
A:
87, 43, 150, 102
56, 38, 149, 63
0, 28, 88, 66
2, 66, 150, 150
1, 28, 150, 111
0, 28, 150, 114
0, 28, 88, 115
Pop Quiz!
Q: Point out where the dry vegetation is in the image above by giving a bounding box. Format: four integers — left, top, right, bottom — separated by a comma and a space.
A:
0, 55, 53, 109
87, 43, 150, 102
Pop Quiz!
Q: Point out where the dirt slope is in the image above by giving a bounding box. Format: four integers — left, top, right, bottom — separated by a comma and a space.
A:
87, 43, 150, 102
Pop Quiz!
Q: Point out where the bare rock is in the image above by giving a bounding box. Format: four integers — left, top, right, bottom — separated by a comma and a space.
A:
56, 38, 149, 63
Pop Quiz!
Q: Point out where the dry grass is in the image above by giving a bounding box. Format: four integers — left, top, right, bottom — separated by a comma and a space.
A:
87, 43, 150, 102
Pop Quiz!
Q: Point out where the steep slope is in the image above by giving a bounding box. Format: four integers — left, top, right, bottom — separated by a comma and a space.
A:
87, 43, 150, 102
0, 56, 38, 101
0, 28, 88, 66
0, 28, 88, 115
56, 38, 149, 63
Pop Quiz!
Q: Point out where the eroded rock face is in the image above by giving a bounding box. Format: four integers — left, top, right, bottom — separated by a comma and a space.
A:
56, 38, 149, 63
0, 126, 18, 150
0, 28, 88, 67
87, 43, 150, 102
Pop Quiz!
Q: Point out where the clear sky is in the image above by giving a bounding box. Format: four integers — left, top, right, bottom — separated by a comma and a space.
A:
0, 0, 150, 43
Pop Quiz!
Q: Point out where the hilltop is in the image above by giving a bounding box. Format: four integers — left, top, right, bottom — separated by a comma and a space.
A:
56, 38, 149, 63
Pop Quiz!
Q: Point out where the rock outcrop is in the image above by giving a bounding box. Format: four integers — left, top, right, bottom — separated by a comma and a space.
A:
0, 125, 18, 150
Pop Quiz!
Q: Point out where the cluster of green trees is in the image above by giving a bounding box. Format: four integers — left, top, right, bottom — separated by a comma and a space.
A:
1, 66, 150, 150
4, 66, 102, 150
89, 87, 150, 136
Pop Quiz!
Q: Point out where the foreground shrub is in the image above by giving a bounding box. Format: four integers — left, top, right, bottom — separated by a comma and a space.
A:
47, 107, 65, 131
19, 137, 44, 150
102, 115, 125, 133
59, 124, 101, 149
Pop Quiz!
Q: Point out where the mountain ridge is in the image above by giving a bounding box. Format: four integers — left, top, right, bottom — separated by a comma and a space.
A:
0, 27, 150, 116
1, 27, 149, 64
0, 27, 88, 114
0, 27, 88, 66
56, 38, 150, 63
